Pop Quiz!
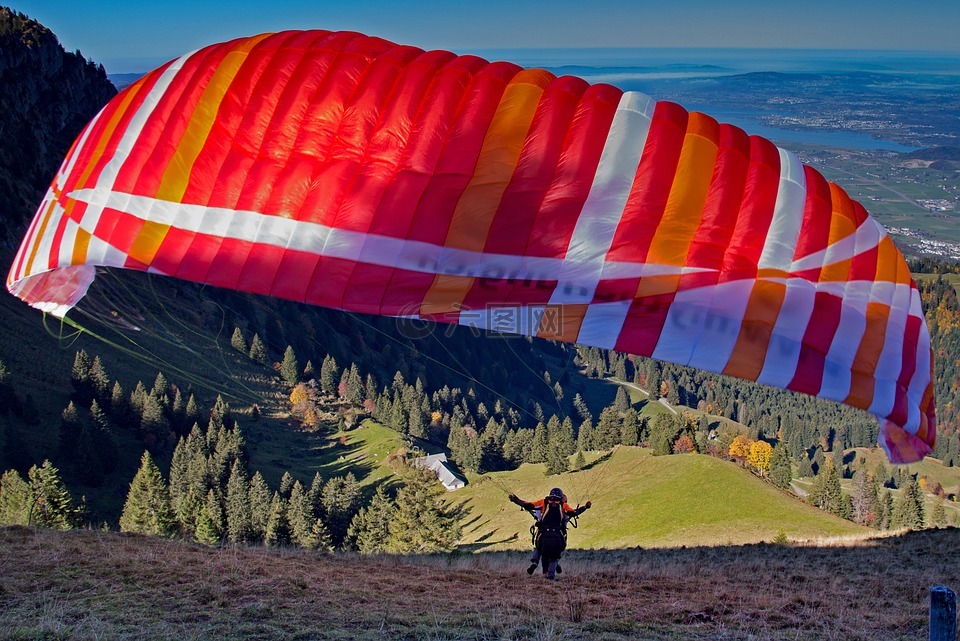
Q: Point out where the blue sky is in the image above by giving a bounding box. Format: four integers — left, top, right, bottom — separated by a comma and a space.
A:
14, 0, 960, 73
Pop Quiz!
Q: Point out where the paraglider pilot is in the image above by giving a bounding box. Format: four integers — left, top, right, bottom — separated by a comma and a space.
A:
509, 488, 590, 579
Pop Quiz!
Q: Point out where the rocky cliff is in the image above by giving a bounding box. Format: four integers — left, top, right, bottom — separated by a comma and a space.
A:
0, 7, 116, 250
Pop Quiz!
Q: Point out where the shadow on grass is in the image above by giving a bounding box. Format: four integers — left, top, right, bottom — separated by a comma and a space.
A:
578, 451, 614, 472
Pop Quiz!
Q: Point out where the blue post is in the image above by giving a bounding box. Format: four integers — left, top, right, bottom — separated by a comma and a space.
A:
930, 585, 956, 641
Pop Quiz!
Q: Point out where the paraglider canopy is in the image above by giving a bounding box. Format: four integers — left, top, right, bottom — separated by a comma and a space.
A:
6, 29, 935, 463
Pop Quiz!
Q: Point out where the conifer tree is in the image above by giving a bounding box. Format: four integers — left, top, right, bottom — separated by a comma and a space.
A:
230, 327, 247, 353
595, 406, 622, 450
620, 410, 639, 446
88, 356, 111, 404
249, 333, 268, 364
769, 443, 793, 489
289, 481, 323, 548
303, 360, 315, 380
321, 473, 361, 546
185, 394, 202, 429
572, 394, 591, 423
152, 372, 170, 405
110, 381, 131, 427
265, 491, 291, 546
0, 469, 31, 525
346, 364, 364, 406
89, 400, 118, 474
891, 476, 925, 530
574, 451, 586, 470
931, 495, 947, 528
129, 380, 148, 421
577, 418, 594, 453
278, 471, 295, 499
310, 517, 334, 552
71, 349, 92, 402
319, 355, 339, 395
168, 434, 192, 514
545, 446, 569, 476
649, 414, 680, 456
194, 489, 224, 545
347, 486, 395, 554
387, 468, 460, 553
225, 459, 252, 543
809, 460, 843, 515
614, 386, 630, 411
280, 346, 300, 386
119, 451, 177, 536
530, 422, 549, 463
140, 393, 170, 445
248, 471, 272, 541
170, 389, 185, 432
557, 416, 576, 455
27, 461, 81, 530
851, 468, 880, 527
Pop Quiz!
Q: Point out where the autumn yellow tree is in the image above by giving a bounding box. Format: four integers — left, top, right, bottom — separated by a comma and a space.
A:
728, 434, 752, 462
748, 440, 773, 477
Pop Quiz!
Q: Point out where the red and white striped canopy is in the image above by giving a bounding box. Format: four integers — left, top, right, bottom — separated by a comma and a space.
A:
6, 30, 935, 462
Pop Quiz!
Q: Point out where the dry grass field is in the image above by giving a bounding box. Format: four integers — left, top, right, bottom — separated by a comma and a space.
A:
2, 525, 958, 640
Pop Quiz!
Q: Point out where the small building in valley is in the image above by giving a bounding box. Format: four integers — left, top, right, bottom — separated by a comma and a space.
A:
414, 453, 465, 491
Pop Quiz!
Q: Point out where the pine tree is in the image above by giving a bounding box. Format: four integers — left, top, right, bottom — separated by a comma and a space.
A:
879, 489, 894, 530
621, 410, 639, 446
89, 400, 118, 473
851, 468, 880, 527
769, 443, 793, 489
88, 356, 111, 404
119, 451, 177, 536
27, 461, 81, 530
310, 517, 334, 552
809, 460, 843, 516
530, 422, 549, 463
110, 381, 131, 427
280, 346, 300, 386
248, 472, 272, 541
614, 386, 630, 411
319, 355, 339, 395
321, 473, 361, 546
71, 349, 92, 403
265, 492, 291, 546
230, 327, 247, 353
387, 468, 460, 553
303, 360, 315, 380
278, 471, 295, 500
649, 414, 680, 456
129, 381, 148, 422
574, 451, 586, 470
152, 372, 170, 405
545, 446, 569, 476
891, 476, 925, 530
594, 406, 622, 450
347, 486, 395, 553
140, 393, 170, 446
289, 481, 321, 548
557, 417, 576, 456
931, 495, 947, 528
577, 418, 594, 453
194, 489, 224, 545
185, 394, 202, 429
58, 401, 82, 464
0, 469, 31, 525
249, 333, 268, 364
225, 460, 252, 543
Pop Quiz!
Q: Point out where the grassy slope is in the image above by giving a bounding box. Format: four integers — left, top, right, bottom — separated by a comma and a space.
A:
454, 447, 866, 551
3, 524, 956, 641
